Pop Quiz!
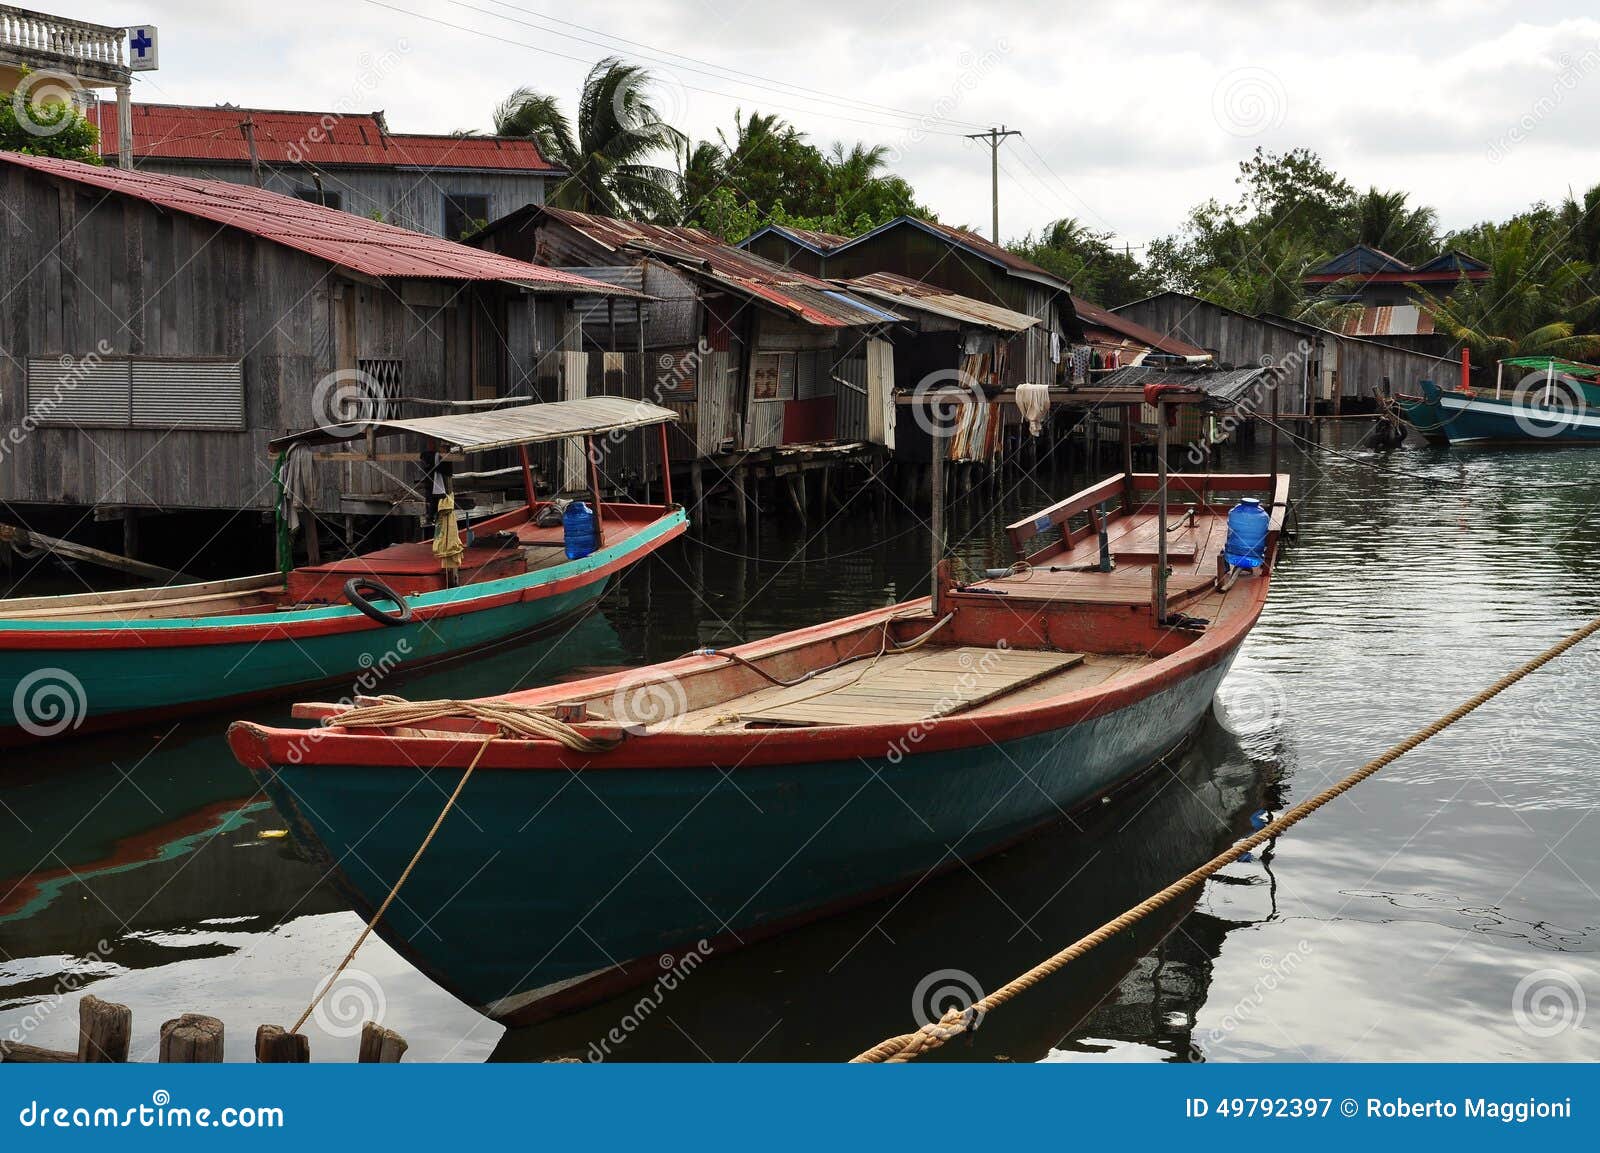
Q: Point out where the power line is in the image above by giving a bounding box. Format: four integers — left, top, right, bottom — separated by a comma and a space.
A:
358, 0, 972, 138
469, 0, 990, 131
965, 125, 1020, 241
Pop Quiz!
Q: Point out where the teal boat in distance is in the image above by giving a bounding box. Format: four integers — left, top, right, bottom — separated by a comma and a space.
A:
1410, 356, 1600, 446
0, 398, 687, 744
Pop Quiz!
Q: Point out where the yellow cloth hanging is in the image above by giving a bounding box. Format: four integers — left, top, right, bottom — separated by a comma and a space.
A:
432, 493, 464, 571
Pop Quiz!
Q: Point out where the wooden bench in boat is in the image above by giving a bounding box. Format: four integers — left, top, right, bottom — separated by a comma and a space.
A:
734, 646, 1085, 727
958, 568, 1216, 607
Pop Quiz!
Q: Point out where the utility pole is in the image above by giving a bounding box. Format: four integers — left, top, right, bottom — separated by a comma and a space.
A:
966, 125, 1021, 242
242, 115, 262, 187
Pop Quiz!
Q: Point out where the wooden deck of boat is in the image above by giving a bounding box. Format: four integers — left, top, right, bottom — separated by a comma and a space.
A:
660, 649, 1153, 732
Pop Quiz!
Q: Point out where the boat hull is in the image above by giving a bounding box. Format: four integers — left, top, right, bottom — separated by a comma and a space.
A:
247, 648, 1237, 1023
0, 510, 686, 743
1423, 380, 1600, 445
1394, 393, 1450, 445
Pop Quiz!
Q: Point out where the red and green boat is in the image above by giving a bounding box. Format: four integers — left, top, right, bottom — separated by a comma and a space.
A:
229, 457, 1290, 1026
0, 399, 686, 744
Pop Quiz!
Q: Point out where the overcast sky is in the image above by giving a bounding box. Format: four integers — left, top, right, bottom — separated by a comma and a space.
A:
73, 0, 1600, 253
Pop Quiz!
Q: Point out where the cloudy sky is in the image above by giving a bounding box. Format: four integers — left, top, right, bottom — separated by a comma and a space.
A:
72, 0, 1600, 250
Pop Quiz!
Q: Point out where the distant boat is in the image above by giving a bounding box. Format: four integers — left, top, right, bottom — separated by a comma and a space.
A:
1417, 357, 1600, 445
0, 399, 687, 744
230, 458, 1290, 1026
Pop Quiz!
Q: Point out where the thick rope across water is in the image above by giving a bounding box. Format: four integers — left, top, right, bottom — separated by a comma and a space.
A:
326, 695, 621, 753
850, 612, 1600, 1063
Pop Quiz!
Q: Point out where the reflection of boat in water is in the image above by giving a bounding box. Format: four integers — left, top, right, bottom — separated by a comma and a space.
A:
491, 715, 1283, 1062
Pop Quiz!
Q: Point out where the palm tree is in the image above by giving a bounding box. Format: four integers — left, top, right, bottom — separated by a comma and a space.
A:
494, 58, 686, 219
1415, 219, 1600, 361
1347, 187, 1438, 264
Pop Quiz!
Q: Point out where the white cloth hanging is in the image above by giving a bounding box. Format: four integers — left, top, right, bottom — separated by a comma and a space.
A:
1016, 382, 1051, 437
1049, 331, 1062, 364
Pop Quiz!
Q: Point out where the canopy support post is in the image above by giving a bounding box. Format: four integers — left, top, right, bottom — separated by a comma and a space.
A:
658, 423, 674, 506
1495, 360, 1505, 399
586, 435, 606, 548
930, 401, 946, 618
1269, 371, 1280, 484
519, 445, 537, 511
1155, 396, 1169, 626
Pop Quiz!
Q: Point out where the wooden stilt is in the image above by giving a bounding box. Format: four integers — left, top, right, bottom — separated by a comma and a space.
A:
358, 1022, 409, 1063
78, 994, 131, 1063
159, 1014, 225, 1063
254, 1025, 310, 1063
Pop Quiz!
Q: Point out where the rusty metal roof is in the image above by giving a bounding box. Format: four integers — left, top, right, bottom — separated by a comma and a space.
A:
1340, 305, 1437, 338
268, 397, 677, 453
1071, 295, 1211, 359
86, 103, 561, 172
839, 272, 1038, 333
740, 223, 852, 254
836, 216, 1072, 292
0, 152, 635, 293
534, 207, 898, 327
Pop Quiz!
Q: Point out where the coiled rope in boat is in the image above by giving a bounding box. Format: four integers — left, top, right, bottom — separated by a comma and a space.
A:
324, 694, 620, 752
850, 612, 1600, 1063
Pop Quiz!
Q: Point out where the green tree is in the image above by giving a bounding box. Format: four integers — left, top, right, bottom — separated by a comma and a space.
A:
1008, 217, 1161, 307
0, 83, 101, 163
494, 58, 685, 219
1417, 218, 1600, 361
1344, 187, 1438, 264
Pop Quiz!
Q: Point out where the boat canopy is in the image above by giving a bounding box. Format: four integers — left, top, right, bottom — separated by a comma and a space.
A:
1498, 356, 1600, 377
269, 397, 678, 454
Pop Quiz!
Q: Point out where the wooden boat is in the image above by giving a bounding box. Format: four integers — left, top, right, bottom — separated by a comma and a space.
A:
1389, 388, 1450, 445
1419, 357, 1600, 445
230, 444, 1290, 1025
0, 399, 687, 744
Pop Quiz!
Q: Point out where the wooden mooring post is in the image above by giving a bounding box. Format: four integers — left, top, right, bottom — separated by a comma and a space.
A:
0, 996, 408, 1063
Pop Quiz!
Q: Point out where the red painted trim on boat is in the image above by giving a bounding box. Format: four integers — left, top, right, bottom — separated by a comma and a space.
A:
0, 514, 685, 651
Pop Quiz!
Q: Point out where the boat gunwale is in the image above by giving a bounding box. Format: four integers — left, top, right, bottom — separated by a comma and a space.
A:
228, 544, 1274, 773
0, 507, 686, 646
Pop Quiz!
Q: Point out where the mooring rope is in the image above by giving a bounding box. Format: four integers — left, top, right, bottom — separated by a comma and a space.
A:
325, 695, 620, 752
850, 611, 1600, 1062
290, 735, 495, 1035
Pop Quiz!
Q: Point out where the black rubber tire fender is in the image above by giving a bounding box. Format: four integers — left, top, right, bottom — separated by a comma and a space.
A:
342, 576, 412, 626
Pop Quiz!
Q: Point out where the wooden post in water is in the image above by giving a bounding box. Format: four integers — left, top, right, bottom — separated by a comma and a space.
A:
1155, 396, 1169, 626
1269, 371, 1280, 483
159, 1014, 224, 1063
358, 1022, 409, 1063
78, 995, 131, 1063
255, 1025, 311, 1063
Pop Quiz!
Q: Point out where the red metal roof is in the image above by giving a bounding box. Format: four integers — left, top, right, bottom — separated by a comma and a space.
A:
0, 151, 629, 291
86, 103, 560, 172
533, 207, 897, 327
1070, 295, 1210, 359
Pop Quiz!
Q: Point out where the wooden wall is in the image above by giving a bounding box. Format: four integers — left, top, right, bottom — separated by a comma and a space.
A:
0, 166, 533, 515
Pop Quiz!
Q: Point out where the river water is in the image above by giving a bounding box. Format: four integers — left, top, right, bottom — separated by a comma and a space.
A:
3, 428, 1597, 1062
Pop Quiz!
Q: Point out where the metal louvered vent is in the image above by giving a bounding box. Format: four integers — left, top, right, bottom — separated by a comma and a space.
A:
26, 357, 131, 426
131, 360, 246, 430
29, 356, 245, 430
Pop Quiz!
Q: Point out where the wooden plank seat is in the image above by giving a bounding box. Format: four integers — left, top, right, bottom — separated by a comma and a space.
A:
736, 646, 1084, 727
959, 568, 1216, 607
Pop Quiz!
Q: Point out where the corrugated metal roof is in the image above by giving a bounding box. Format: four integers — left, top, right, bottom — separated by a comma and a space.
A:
1072, 296, 1212, 358
839, 272, 1039, 333
534, 207, 897, 328
740, 223, 851, 254
86, 103, 560, 172
836, 216, 1071, 291
269, 397, 677, 453
0, 152, 632, 292
1340, 305, 1437, 338
1097, 364, 1270, 408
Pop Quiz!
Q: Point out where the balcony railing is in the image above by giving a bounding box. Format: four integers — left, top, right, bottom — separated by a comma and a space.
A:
0, 5, 128, 77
